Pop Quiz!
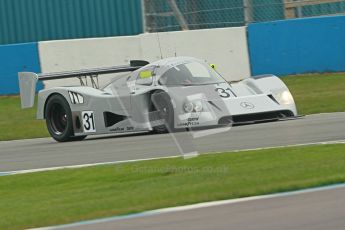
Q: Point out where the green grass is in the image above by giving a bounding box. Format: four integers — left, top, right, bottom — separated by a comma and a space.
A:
0, 73, 344, 141
1, 144, 345, 230
282, 73, 345, 115
0, 96, 48, 141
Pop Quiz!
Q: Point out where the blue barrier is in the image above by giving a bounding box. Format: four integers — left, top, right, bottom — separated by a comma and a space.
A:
0, 43, 42, 95
248, 15, 345, 76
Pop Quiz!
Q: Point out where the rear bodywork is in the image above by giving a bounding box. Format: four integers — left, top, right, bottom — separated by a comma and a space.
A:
19, 57, 297, 137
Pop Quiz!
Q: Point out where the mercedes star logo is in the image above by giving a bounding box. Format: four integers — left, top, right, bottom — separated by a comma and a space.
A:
240, 102, 255, 109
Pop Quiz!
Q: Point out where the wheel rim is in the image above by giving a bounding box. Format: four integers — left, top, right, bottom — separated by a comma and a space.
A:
49, 103, 68, 135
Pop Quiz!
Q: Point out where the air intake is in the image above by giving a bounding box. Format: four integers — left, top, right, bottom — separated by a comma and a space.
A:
104, 112, 127, 127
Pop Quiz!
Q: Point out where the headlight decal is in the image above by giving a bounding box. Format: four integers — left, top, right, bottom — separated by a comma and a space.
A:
272, 90, 294, 105
183, 101, 194, 113
280, 91, 294, 105
194, 101, 203, 112
183, 100, 203, 113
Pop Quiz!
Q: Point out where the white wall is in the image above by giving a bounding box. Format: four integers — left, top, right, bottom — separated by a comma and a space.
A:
39, 35, 142, 88
140, 27, 251, 81
39, 27, 251, 89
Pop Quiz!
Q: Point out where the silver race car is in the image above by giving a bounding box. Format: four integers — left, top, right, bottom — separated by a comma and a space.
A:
19, 57, 297, 142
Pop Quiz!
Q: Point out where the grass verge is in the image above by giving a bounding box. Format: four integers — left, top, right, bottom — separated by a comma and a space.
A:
0, 73, 344, 141
282, 73, 345, 115
0, 96, 48, 140
1, 144, 345, 229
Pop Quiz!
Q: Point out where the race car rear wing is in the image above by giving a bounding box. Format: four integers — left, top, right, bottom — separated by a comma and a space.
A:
18, 60, 149, 109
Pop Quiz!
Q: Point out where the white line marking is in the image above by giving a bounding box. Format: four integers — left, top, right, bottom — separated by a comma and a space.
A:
0, 155, 181, 176
1, 139, 345, 177
29, 183, 345, 230
0, 137, 49, 143
228, 139, 345, 153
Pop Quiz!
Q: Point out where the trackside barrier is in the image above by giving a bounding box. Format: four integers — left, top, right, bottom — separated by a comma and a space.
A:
38, 27, 251, 89
2, 15, 345, 95
0, 43, 42, 95
248, 15, 345, 76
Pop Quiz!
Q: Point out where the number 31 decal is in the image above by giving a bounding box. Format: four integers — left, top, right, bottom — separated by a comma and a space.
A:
215, 88, 233, 98
82, 111, 96, 133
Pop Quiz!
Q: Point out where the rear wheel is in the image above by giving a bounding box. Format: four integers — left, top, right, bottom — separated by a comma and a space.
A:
45, 94, 86, 142
151, 91, 174, 133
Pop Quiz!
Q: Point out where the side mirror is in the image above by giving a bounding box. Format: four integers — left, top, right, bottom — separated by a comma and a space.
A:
210, 64, 216, 70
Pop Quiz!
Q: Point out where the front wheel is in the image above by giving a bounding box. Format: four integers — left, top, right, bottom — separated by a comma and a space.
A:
45, 94, 85, 142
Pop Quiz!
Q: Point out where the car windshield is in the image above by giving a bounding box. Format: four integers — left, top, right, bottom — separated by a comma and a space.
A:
159, 61, 226, 86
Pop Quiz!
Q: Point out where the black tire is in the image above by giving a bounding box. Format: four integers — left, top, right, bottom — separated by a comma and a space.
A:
151, 91, 174, 133
45, 94, 85, 142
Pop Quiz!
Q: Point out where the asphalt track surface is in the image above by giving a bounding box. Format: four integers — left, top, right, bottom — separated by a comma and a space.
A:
59, 185, 345, 230
1, 112, 345, 172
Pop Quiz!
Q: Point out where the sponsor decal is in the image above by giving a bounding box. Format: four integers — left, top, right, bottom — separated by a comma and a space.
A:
110, 127, 125, 132
177, 119, 200, 127
187, 117, 199, 122
177, 121, 200, 127
240, 102, 255, 109
177, 113, 200, 127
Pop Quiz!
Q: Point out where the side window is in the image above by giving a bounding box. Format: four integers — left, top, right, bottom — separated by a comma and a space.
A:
136, 69, 153, 86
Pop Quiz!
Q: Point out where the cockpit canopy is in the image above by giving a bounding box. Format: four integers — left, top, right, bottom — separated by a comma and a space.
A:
158, 60, 226, 86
